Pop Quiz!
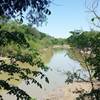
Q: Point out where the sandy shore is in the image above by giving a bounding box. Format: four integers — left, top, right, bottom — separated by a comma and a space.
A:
41, 82, 100, 100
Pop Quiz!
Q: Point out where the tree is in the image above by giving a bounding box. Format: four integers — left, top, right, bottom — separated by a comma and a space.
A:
67, 31, 100, 100
0, 0, 51, 99
0, 0, 51, 25
85, 0, 100, 28
0, 22, 50, 100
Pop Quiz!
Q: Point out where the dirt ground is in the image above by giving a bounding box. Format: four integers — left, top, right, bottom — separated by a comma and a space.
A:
41, 82, 100, 100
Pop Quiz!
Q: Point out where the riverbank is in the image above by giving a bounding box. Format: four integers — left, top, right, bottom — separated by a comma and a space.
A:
39, 44, 70, 51
67, 47, 87, 68
41, 82, 100, 100
39, 45, 70, 64
52, 45, 70, 49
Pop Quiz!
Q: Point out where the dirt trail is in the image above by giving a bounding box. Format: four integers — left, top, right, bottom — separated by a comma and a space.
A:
41, 82, 100, 100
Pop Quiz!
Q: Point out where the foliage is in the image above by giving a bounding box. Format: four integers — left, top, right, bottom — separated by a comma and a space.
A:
67, 30, 97, 48
0, 21, 51, 99
0, 0, 51, 25
0, 21, 66, 50
67, 30, 100, 100
0, 0, 52, 99
67, 30, 100, 80
87, 33, 100, 80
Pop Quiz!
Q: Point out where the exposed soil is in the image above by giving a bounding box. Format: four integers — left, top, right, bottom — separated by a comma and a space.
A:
41, 82, 100, 100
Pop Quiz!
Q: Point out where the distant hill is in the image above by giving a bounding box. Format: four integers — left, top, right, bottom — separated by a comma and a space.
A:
0, 21, 66, 56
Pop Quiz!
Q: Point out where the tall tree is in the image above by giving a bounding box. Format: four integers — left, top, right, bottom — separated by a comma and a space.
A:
67, 31, 100, 100
0, 0, 51, 99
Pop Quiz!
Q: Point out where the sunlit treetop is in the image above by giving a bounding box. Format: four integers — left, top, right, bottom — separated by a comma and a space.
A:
0, 0, 51, 26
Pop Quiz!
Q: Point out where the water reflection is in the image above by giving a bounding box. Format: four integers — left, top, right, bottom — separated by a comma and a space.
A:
19, 48, 82, 100
40, 48, 54, 64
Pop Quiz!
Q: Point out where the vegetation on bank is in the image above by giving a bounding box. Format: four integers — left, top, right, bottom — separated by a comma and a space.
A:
67, 30, 100, 74
0, 21, 66, 55
66, 30, 100, 99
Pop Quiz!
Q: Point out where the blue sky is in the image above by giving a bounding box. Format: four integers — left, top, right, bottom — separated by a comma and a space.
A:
37, 0, 91, 38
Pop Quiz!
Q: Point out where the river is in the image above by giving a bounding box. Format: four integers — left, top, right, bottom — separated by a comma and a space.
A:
2, 48, 84, 100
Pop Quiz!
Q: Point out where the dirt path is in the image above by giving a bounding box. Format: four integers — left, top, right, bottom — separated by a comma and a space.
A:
41, 82, 100, 100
